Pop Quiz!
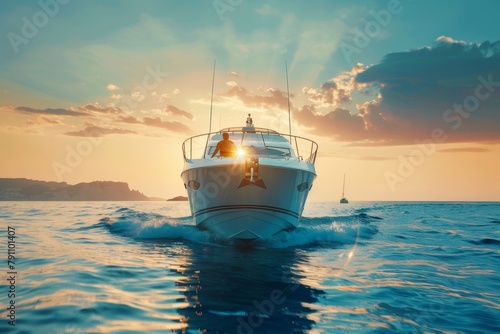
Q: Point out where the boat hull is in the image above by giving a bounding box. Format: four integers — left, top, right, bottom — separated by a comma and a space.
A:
181, 158, 316, 239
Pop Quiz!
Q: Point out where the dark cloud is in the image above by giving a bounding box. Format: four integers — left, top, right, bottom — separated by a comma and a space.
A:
12, 103, 123, 117
437, 147, 489, 153
9, 103, 193, 136
143, 117, 193, 134
14, 106, 87, 116
295, 38, 500, 146
166, 105, 194, 120
354, 38, 500, 144
65, 126, 136, 137
294, 105, 367, 141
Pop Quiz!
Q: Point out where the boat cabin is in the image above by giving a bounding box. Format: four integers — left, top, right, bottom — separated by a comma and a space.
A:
205, 126, 295, 159
181, 114, 318, 164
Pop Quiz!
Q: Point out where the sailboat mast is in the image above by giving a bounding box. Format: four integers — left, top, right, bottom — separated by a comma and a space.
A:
204, 60, 217, 159
342, 174, 346, 197
209, 59, 216, 134
285, 60, 292, 139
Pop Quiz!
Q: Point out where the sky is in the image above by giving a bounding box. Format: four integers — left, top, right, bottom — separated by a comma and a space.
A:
1, 0, 499, 201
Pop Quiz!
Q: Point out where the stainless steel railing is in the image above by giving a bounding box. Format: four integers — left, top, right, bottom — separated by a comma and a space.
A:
182, 129, 318, 164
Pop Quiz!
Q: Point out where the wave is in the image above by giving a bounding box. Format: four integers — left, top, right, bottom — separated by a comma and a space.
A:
263, 214, 379, 249
99, 207, 380, 249
99, 208, 212, 244
468, 238, 500, 246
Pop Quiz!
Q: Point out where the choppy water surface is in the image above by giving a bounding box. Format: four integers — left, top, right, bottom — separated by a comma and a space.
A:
0, 201, 499, 333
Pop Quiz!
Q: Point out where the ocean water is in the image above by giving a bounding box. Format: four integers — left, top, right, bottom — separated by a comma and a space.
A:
0, 201, 499, 334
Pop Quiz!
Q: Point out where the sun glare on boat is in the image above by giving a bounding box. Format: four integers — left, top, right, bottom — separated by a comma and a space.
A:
237, 148, 245, 157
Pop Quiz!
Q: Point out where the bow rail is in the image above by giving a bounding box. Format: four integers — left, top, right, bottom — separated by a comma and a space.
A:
182, 127, 318, 164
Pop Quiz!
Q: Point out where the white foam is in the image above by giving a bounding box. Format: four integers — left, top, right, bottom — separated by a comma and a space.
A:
104, 212, 213, 244
104, 209, 378, 248
266, 221, 372, 248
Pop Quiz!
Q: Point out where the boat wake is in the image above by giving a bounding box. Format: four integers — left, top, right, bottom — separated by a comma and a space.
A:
99, 207, 212, 244
99, 207, 380, 249
265, 216, 379, 248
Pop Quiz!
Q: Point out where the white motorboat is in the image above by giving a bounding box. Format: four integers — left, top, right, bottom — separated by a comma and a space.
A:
181, 118, 318, 240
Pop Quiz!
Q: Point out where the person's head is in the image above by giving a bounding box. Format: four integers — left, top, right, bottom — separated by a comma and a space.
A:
222, 132, 229, 140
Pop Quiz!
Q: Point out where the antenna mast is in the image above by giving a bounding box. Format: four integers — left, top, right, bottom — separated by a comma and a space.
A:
285, 60, 292, 139
342, 174, 346, 197
209, 59, 216, 134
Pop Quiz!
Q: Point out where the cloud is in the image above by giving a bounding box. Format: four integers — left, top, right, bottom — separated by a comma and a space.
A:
143, 117, 192, 134
131, 90, 145, 102
8, 103, 123, 118
302, 82, 350, 105
437, 147, 489, 153
114, 113, 193, 134
26, 116, 62, 126
294, 105, 367, 141
65, 126, 136, 137
227, 71, 239, 77
159, 93, 171, 102
77, 103, 123, 114
107, 83, 120, 91
107, 84, 121, 100
116, 115, 142, 124
166, 105, 193, 120
220, 86, 290, 111
302, 63, 368, 107
294, 38, 500, 145
13, 106, 88, 116
436, 36, 466, 45
41, 117, 62, 125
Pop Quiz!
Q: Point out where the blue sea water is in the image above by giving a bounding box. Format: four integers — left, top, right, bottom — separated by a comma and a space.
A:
0, 201, 499, 333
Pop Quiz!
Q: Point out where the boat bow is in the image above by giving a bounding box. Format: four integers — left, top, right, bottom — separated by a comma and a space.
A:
181, 124, 318, 239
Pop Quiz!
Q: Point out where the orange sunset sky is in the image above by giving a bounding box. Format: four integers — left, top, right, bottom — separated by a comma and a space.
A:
1, 0, 499, 201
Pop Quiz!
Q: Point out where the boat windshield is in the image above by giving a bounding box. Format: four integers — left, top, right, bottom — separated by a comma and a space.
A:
182, 127, 318, 164
206, 131, 293, 158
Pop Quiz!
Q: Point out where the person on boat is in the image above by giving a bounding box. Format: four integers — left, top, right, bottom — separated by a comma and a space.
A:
211, 132, 237, 158
246, 113, 253, 127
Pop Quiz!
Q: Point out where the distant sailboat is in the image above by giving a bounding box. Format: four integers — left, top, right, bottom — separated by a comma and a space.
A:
340, 174, 348, 204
